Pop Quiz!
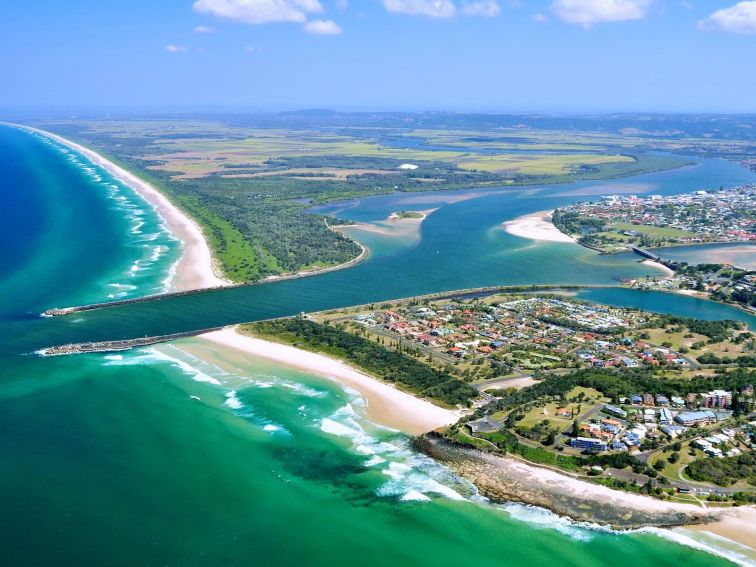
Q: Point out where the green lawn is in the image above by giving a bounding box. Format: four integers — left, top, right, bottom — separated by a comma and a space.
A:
610, 222, 697, 239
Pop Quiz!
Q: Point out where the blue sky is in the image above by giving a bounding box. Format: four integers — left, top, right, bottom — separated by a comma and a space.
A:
1, 0, 755, 113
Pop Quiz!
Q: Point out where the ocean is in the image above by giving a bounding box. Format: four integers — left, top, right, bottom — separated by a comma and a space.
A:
0, 124, 754, 566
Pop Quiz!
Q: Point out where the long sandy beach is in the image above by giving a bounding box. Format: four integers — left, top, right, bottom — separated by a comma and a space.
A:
11, 124, 230, 292
200, 327, 460, 434
21, 125, 453, 434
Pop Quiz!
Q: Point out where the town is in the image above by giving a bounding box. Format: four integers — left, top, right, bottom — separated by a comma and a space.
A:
311, 291, 754, 500
552, 185, 755, 253
332, 296, 694, 377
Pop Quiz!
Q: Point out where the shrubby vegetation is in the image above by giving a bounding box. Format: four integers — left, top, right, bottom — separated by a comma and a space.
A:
686, 452, 756, 487
246, 318, 477, 406
652, 316, 743, 342
697, 353, 756, 366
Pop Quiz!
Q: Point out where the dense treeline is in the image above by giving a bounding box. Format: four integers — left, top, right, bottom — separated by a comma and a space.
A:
697, 353, 756, 366
686, 452, 756, 486
483, 367, 756, 414
551, 209, 605, 236
247, 318, 477, 406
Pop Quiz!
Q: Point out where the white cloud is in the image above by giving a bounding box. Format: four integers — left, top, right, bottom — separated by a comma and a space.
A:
383, 0, 456, 18
194, 25, 216, 32
165, 45, 189, 52
552, 0, 652, 27
303, 18, 343, 33
193, 0, 324, 24
532, 12, 548, 21
698, 1, 756, 33
461, 1, 500, 17
244, 45, 262, 52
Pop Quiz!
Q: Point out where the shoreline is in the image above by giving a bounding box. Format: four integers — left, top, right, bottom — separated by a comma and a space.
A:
262, 218, 369, 283
641, 259, 675, 279
8, 123, 230, 292
417, 434, 756, 563
14, 123, 454, 437
682, 507, 756, 557
199, 327, 460, 435
502, 210, 577, 244
19, 123, 753, 561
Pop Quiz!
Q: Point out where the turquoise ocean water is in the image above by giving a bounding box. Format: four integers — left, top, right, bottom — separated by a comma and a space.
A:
0, 124, 754, 566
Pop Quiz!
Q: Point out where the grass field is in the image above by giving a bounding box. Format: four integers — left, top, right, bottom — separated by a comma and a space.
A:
610, 222, 698, 239
518, 386, 606, 429
649, 440, 703, 480
643, 325, 752, 360
42, 119, 689, 182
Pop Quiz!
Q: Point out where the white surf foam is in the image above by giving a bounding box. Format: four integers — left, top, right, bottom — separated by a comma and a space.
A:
224, 390, 243, 409
641, 527, 755, 567
502, 503, 602, 542
400, 490, 431, 502
103, 348, 222, 385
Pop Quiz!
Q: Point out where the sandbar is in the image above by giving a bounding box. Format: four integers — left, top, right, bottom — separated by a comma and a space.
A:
503, 210, 576, 243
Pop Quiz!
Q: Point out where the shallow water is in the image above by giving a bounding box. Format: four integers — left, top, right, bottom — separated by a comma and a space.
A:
1, 124, 754, 566
654, 242, 756, 271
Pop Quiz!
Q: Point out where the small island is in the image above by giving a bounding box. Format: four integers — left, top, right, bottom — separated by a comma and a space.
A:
390, 210, 426, 220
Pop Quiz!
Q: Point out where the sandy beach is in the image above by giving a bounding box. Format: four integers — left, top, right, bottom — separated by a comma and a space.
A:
503, 210, 576, 243
642, 259, 675, 279
12, 124, 230, 292
420, 434, 756, 562
683, 506, 756, 559
200, 327, 460, 435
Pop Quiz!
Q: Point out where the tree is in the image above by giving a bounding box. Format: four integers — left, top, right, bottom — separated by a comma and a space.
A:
733, 392, 742, 418
544, 430, 557, 446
